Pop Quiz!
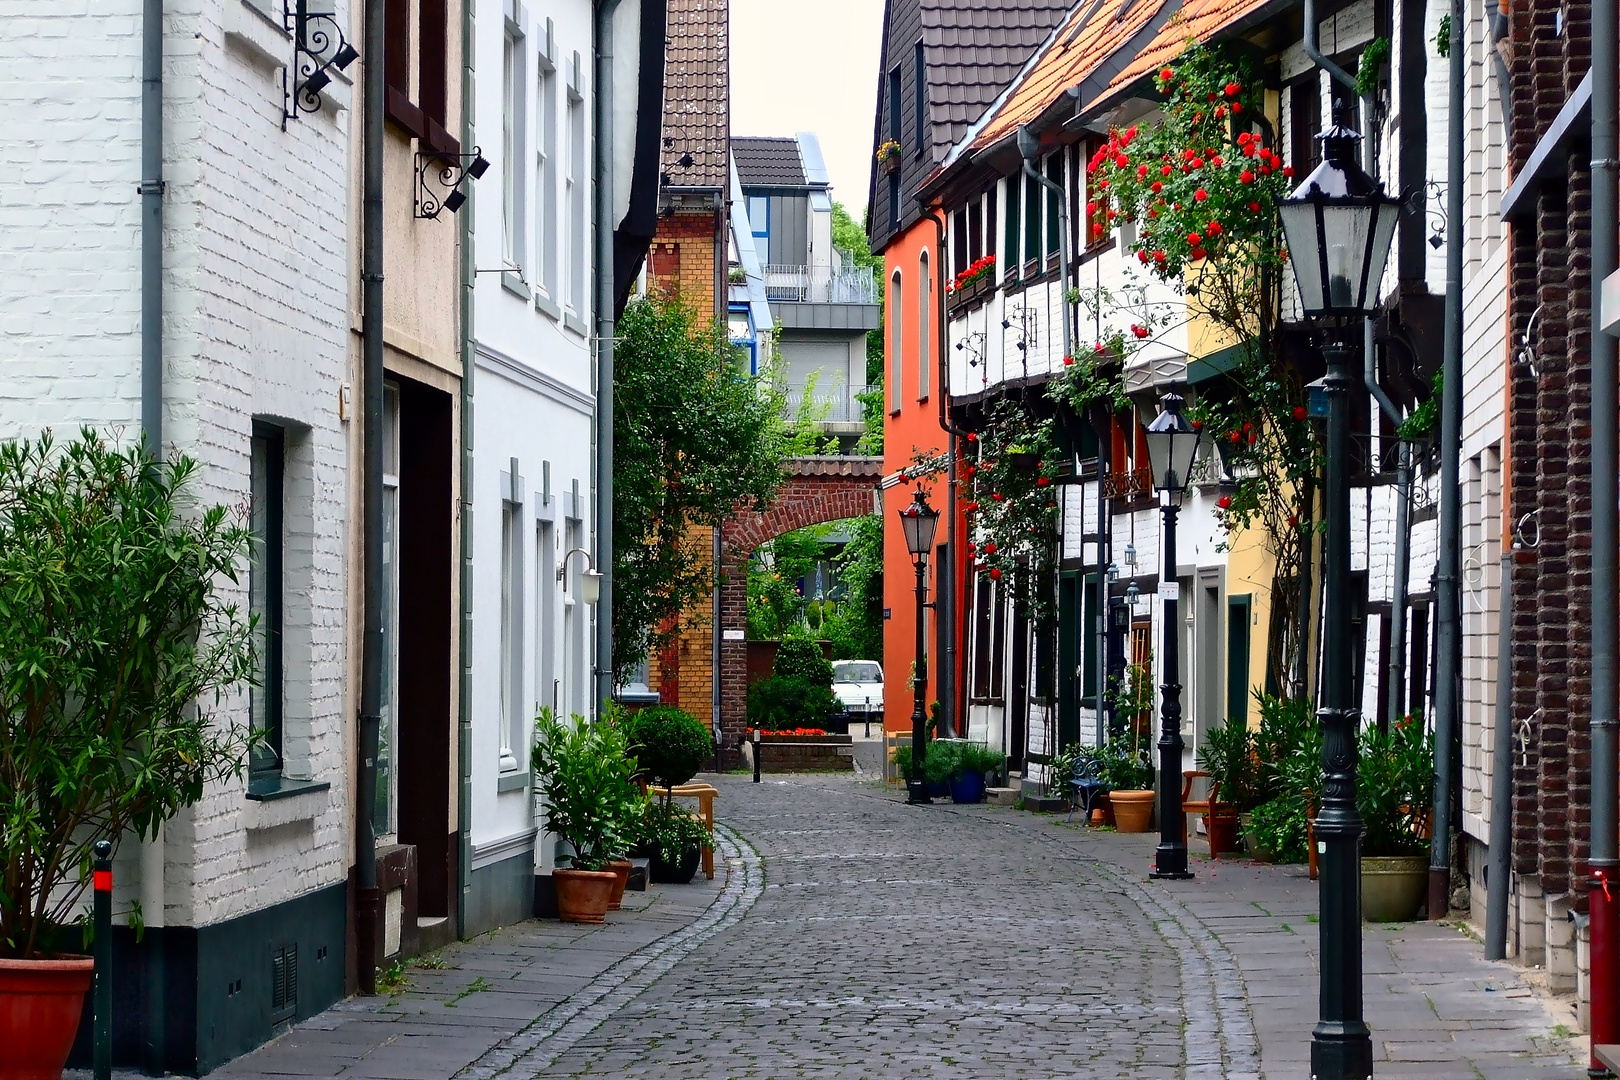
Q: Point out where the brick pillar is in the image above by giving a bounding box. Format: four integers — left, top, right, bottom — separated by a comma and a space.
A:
1564, 154, 1595, 908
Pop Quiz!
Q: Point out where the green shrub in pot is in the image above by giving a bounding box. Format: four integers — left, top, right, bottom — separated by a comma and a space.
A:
956, 742, 1004, 782
0, 431, 257, 960
1196, 714, 1260, 811
622, 704, 713, 799
531, 709, 642, 871
1357, 719, 1435, 857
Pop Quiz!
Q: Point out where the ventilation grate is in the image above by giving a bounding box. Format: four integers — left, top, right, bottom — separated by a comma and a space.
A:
270, 943, 298, 1024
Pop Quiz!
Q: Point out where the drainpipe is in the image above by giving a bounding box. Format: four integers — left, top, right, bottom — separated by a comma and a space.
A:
455, 0, 475, 941
1384, 438, 1411, 732
139, 0, 166, 1068
1427, 0, 1465, 923
355, 0, 386, 996
593, 0, 625, 714
1586, 0, 1618, 1057
1485, 550, 1511, 960
923, 206, 964, 736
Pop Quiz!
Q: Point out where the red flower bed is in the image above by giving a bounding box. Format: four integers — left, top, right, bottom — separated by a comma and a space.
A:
746, 727, 828, 737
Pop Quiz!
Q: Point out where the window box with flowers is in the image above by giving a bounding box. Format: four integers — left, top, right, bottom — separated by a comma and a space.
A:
876, 140, 903, 175
948, 254, 996, 311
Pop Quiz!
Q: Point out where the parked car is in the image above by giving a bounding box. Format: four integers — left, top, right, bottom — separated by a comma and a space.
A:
831, 660, 883, 724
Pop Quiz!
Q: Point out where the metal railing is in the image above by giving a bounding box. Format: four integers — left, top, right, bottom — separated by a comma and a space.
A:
783, 383, 874, 425
763, 263, 878, 305
1102, 466, 1154, 500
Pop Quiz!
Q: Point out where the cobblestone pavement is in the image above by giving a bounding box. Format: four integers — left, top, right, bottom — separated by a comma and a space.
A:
213, 771, 1585, 1080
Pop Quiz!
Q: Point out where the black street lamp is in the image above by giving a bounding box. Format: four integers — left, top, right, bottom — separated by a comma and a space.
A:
898, 488, 940, 805
1278, 124, 1399, 1080
1143, 391, 1201, 880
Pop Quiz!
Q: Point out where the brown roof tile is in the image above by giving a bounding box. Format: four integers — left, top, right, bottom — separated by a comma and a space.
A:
661, 0, 729, 190
733, 137, 810, 188
1097, 0, 1275, 104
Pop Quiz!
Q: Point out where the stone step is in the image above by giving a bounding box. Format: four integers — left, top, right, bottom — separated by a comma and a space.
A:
418, 915, 455, 952
985, 786, 1021, 806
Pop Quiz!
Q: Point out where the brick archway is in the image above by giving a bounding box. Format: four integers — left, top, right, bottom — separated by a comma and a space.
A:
717, 456, 884, 756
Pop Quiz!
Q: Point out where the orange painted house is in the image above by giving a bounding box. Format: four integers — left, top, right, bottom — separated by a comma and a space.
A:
866, 0, 1072, 736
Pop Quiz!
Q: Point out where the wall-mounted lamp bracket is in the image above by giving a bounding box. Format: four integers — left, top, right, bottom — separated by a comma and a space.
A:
281, 2, 358, 130
415, 148, 489, 219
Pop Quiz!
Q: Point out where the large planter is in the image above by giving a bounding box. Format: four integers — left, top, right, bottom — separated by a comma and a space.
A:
949, 770, 986, 804
1110, 790, 1156, 833
554, 868, 618, 924
606, 860, 632, 910
1240, 813, 1277, 862
648, 843, 702, 885
1361, 855, 1428, 922
1205, 811, 1241, 857
0, 956, 95, 1080
927, 779, 951, 799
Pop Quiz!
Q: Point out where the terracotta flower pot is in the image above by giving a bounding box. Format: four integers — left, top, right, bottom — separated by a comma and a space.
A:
0, 956, 95, 1080
606, 860, 632, 910
1110, 790, 1156, 833
553, 868, 618, 924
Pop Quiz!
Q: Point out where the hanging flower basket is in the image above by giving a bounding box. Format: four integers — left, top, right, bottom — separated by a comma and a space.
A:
1007, 448, 1040, 473
876, 141, 902, 174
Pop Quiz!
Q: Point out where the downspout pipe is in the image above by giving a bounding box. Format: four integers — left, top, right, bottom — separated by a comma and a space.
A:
593, 0, 626, 715
923, 206, 965, 736
456, 0, 475, 942
139, 0, 166, 1070
1586, 0, 1619, 1059
1428, 0, 1465, 923
1485, 550, 1512, 960
356, 0, 386, 996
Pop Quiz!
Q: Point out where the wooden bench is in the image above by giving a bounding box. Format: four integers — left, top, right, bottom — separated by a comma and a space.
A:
646, 782, 719, 880
1180, 770, 1223, 845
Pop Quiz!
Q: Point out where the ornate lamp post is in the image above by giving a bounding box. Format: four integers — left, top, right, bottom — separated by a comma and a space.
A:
1143, 391, 1201, 880
898, 489, 940, 805
1278, 124, 1400, 1080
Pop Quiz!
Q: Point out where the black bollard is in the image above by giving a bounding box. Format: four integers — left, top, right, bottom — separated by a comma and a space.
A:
864, 698, 872, 739
752, 728, 761, 783
93, 838, 112, 1080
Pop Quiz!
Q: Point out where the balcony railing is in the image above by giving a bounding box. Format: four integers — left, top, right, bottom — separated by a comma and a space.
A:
763, 263, 878, 305
783, 383, 874, 425
1102, 466, 1154, 501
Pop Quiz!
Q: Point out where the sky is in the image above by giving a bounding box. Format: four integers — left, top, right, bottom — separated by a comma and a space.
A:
730, 0, 886, 223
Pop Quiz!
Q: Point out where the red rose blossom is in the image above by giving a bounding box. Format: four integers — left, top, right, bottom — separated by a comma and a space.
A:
1240, 170, 1255, 184
1293, 406, 1307, 420
1194, 188, 1208, 202
1186, 231, 1202, 245
1218, 495, 1232, 509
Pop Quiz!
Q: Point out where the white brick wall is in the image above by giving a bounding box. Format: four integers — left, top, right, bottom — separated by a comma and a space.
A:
0, 1, 354, 929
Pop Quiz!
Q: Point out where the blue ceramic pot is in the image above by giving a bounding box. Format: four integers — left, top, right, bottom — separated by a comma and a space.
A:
950, 770, 986, 804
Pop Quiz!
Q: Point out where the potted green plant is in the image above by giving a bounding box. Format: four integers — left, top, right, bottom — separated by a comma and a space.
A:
1196, 715, 1258, 856
1245, 693, 1321, 862
531, 709, 642, 923
621, 704, 714, 895
948, 743, 1003, 804
636, 801, 713, 884
876, 139, 902, 174
0, 432, 256, 1079
1099, 738, 1156, 832
922, 739, 960, 799
1004, 444, 1040, 473
1357, 718, 1435, 921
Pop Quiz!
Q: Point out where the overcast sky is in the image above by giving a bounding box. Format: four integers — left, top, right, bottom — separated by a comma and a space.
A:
730, 0, 885, 223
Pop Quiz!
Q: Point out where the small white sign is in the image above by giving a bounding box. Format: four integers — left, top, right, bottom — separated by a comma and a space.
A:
722, 629, 745, 641
1158, 582, 1180, 600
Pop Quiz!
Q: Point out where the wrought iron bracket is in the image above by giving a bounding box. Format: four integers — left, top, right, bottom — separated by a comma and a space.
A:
415, 148, 489, 219
281, 2, 358, 129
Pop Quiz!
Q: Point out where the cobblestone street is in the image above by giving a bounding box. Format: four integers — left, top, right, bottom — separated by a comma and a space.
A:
203, 771, 1585, 1080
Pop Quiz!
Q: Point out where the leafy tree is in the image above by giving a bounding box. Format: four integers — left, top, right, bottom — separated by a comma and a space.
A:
775, 638, 834, 686
823, 514, 883, 659
613, 295, 787, 683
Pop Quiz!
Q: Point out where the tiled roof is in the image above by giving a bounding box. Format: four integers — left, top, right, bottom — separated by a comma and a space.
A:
733, 136, 809, 188
1095, 0, 1276, 106
918, 0, 1076, 162
786, 456, 885, 477
968, 0, 1172, 154
661, 0, 729, 190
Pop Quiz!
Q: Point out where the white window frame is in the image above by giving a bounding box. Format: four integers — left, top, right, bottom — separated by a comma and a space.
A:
564, 52, 586, 325
502, 5, 528, 275
534, 19, 559, 311
498, 461, 525, 772
916, 250, 930, 401
888, 269, 903, 414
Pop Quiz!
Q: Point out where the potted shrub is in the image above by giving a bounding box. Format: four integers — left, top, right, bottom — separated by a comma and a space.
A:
637, 801, 712, 884
620, 704, 713, 900
0, 432, 256, 1079
1196, 714, 1259, 856
949, 743, 1003, 804
1099, 739, 1156, 832
922, 739, 958, 799
531, 710, 642, 923
1245, 694, 1321, 862
1358, 718, 1435, 922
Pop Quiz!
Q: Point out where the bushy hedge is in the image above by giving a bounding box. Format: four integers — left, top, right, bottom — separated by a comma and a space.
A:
746, 675, 837, 731
774, 638, 833, 686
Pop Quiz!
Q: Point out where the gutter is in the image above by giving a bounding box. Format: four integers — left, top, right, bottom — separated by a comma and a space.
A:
140, 0, 167, 1068
593, 0, 626, 713
456, 0, 474, 941
922, 205, 966, 736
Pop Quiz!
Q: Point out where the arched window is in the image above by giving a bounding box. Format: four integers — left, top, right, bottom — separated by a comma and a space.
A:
889, 270, 903, 414
917, 250, 931, 401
